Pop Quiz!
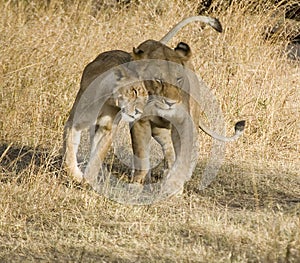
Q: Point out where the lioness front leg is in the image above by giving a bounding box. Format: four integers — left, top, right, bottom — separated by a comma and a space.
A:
63, 124, 84, 182
130, 119, 152, 184
163, 126, 185, 194
84, 108, 118, 185
151, 126, 175, 174
162, 122, 195, 196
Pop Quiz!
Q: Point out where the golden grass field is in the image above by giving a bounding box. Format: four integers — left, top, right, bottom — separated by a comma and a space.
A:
0, 0, 299, 262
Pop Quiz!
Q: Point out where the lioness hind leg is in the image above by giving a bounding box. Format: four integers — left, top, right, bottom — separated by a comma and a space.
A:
63, 125, 83, 182
130, 119, 152, 184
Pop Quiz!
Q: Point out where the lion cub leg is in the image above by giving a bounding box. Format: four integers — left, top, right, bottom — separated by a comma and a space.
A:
84, 107, 118, 185
63, 125, 84, 182
130, 119, 152, 184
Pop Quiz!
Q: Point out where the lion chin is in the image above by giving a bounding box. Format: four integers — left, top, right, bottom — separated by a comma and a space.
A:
121, 111, 142, 122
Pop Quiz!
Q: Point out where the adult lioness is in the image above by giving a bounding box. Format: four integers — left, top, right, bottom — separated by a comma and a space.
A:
63, 50, 147, 182
129, 40, 245, 184
63, 15, 223, 182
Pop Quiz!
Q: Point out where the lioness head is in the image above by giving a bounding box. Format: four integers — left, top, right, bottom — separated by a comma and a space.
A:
132, 40, 192, 111
114, 84, 148, 122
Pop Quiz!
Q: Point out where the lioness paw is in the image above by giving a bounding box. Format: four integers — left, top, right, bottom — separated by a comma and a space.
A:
70, 166, 84, 183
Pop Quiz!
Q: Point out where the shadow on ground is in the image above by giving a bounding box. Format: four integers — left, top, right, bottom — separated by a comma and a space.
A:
0, 142, 63, 182
1, 141, 299, 211
185, 161, 300, 212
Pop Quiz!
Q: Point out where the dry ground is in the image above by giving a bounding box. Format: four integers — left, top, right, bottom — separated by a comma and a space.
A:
0, 0, 299, 262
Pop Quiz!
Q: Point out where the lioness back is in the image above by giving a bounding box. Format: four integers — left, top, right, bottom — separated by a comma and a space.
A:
80, 50, 132, 92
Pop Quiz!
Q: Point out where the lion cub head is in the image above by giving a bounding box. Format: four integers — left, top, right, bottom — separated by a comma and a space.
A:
132, 40, 192, 111
113, 67, 148, 122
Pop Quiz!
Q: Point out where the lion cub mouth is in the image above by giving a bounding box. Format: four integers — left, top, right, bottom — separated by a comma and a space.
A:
121, 108, 143, 122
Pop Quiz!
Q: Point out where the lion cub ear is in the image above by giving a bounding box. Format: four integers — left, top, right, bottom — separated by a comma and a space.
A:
174, 42, 192, 60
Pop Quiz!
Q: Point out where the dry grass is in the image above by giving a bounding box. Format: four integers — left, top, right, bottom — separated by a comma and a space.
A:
0, 0, 299, 262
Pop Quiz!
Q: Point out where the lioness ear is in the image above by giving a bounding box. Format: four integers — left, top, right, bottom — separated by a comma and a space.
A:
174, 42, 191, 59
132, 47, 144, 59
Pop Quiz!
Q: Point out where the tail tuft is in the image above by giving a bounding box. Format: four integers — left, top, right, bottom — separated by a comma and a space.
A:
234, 120, 246, 132
210, 18, 223, 33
